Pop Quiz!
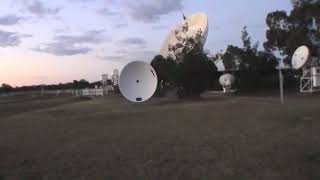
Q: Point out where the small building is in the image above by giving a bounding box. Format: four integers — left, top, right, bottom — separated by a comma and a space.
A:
82, 88, 104, 96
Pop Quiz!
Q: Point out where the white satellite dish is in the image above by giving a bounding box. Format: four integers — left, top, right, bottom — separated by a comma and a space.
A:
119, 61, 158, 103
292, 45, 310, 69
219, 74, 235, 87
219, 73, 235, 93
160, 12, 209, 59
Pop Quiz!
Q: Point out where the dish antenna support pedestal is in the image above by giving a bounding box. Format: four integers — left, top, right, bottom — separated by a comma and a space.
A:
300, 67, 320, 93
292, 46, 320, 93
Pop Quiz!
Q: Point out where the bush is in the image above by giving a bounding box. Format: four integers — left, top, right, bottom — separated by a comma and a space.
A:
176, 50, 217, 97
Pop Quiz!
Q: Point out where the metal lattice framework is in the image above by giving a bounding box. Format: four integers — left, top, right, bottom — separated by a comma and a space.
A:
300, 67, 320, 93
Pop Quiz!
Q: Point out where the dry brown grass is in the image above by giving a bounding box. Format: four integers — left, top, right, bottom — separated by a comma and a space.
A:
0, 94, 320, 180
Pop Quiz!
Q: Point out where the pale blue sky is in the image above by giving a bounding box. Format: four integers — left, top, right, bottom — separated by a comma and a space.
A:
0, 0, 292, 86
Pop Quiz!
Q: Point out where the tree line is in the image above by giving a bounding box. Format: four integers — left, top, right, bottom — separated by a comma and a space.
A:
0, 79, 104, 94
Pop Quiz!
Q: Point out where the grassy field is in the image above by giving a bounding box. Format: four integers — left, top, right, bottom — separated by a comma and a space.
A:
0, 94, 320, 180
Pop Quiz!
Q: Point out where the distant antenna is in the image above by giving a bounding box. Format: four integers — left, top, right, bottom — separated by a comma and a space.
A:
113, 69, 119, 76
112, 69, 119, 86
119, 61, 158, 103
101, 74, 109, 95
101, 74, 109, 85
292, 45, 310, 70
219, 73, 236, 93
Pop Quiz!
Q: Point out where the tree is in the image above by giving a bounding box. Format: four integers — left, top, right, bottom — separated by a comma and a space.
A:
1, 83, 13, 93
237, 50, 278, 91
291, 0, 320, 8
264, 1, 320, 64
222, 45, 243, 71
175, 46, 217, 97
216, 27, 278, 92
150, 55, 177, 96
241, 26, 251, 51
73, 79, 90, 89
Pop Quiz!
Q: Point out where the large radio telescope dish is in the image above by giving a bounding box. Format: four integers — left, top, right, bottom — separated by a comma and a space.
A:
292, 45, 310, 70
219, 74, 235, 87
160, 12, 209, 60
119, 61, 158, 103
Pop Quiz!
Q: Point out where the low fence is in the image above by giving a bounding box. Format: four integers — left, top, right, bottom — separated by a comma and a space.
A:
0, 88, 107, 97
80, 88, 104, 96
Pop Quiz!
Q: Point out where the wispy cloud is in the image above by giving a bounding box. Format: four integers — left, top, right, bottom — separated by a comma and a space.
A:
97, 8, 118, 16
127, 0, 184, 23
114, 49, 128, 54
0, 29, 32, 47
98, 50, 156, 63
97, 55, 127, 62
152, 25, 168, 30
33, 30, 111, 56
114, 23, 128, 29
0, 14, 24, 26
118, 37, 147, 48
25, 0, 61, 17
54, 30, 109, 44
67, 0, 96, 3
33, 44, 91, 56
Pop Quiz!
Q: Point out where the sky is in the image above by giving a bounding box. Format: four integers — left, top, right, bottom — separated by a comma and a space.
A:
0, 0, 292, 87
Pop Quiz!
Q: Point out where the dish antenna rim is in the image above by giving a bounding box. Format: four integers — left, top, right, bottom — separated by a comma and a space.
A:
219, 73, 235, 87
160, 12, 209, 60
292, 45, 310, 70
119, 61, 158, 103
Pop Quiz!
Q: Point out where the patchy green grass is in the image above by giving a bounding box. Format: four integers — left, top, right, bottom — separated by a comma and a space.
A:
0, 95, 91, 118
0, 94, 320, 180
304, 153, 320, 180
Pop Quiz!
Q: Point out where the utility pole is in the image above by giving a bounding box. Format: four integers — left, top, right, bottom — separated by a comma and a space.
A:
278, 69, 284, 104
